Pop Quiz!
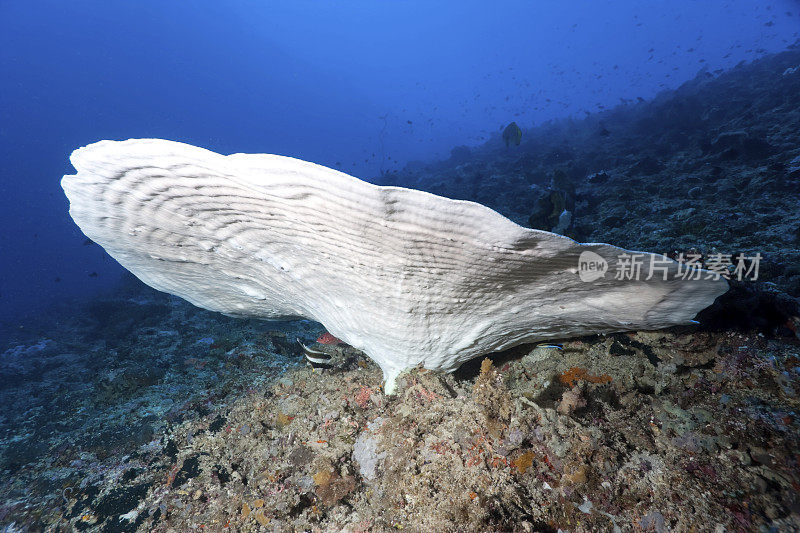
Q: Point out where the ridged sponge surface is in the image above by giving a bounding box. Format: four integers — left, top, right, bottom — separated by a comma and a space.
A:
62, 139, 728, 392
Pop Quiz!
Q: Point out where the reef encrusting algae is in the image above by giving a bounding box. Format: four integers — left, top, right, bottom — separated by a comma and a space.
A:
17, 324, 799, 531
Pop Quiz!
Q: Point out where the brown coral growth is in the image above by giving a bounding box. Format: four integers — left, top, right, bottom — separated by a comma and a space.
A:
558, 366, 612, 387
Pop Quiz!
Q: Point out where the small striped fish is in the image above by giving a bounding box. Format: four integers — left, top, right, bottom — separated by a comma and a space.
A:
297, 338, 332, 368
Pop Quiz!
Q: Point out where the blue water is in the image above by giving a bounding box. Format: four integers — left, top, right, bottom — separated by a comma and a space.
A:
0, 0, 797, 323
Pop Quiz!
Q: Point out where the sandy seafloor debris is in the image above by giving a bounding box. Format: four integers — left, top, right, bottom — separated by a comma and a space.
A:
1, 287, 798, 532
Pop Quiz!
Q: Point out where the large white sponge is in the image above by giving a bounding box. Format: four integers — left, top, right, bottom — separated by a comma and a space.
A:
62, 139, 728, 393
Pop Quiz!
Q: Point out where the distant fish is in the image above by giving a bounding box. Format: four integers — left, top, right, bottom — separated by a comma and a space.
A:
88, 272, 98, 278
83, 238, 96, 246
297, 338, 332, 368
502, 122, 522, 147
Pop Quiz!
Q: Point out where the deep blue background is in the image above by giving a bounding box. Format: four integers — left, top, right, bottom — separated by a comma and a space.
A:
1, 0, 798, 323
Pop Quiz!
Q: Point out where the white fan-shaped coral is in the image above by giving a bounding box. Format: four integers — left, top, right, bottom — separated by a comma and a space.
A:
62, 139, 728, 393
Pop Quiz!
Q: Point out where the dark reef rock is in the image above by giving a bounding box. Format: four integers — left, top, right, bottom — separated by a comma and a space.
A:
629, 155, 664, 176
449, 145, 472, 164
698, 281, 800, 336
706, 130, 775, 161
